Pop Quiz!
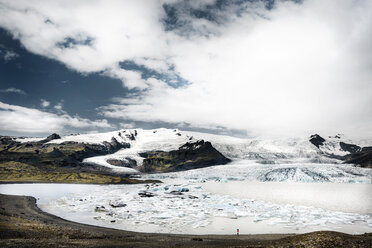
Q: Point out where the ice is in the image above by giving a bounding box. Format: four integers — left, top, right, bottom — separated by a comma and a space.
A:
23, 160, 370, 234
29, 178, 371, 235
16, 137, 44, 143
143, 160, 372, 184
82, 155, 138, 173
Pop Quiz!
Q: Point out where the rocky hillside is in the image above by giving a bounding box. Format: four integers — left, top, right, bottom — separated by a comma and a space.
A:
1, 129, 371, 184
0, 130, 232, 182
0, 133, 130, 168
138, 140, 231, 173
343, 147, 372, 168
0, 133, 153, 184
309, 134, 372, 168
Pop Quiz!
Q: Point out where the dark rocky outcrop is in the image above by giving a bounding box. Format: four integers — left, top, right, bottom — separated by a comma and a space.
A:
343, 147, 372, 168
109, 202, 127, 208
125, 133, 136, 141
138, 140, 231, 173
0, 136, 18, 146
94, 206, 108, 212
339, 142, 361, 154
138, 191, 156, 197
102, 137, 130, 153
106, 158, 137, 168
39, 133, 61, 143
49, 147, 64, 157
309, 134, 326, 148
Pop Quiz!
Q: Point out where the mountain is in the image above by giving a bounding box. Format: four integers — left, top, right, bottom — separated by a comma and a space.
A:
342, 147, 372, 168
138, 140, 231, 173
1, 128, 371, 184
309, 134, 357, 158
43, 129, 337, 170
308, 134, 372, 168
0, 134, 141, 184
0, 129, 232, 183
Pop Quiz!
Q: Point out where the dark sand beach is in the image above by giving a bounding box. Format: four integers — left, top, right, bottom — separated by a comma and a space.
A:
0, 193, 371, 248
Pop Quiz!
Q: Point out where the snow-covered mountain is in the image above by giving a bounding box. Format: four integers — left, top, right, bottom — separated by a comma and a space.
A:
13, 128, 358, 170
47, 129, 317, 170
309, 134, 361, 156
14, 128, 365, 173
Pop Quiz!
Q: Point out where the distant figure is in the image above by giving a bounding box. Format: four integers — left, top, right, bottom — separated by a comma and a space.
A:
237, 228, 239, 236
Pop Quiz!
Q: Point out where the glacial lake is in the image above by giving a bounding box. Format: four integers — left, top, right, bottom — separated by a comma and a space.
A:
1, 160, 372, 235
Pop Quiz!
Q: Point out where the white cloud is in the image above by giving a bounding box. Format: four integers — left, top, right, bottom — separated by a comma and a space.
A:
120, 122, 136, 129
0, 0, 169, 89
0, 101, 112, 134
1, 0, 372, 138
40, 99, 50, 108
54, 101, 63, 111
103, 65, 148, 90
0, 44, 19, 61
3, 50, 18, 61
0, 87, 26, 95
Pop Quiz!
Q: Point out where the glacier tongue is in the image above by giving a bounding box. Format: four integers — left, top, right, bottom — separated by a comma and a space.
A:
143, 160, 372, 184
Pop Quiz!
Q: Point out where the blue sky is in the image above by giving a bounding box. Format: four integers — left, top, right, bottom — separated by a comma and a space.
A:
0, 0, 371, 138
0, 25, 244, 137
0, 28, 127, 117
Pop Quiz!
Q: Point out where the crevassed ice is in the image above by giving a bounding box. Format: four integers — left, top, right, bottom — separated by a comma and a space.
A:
142, 160, 372, 184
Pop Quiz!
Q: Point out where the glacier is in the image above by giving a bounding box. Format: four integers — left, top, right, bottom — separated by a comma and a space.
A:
143, 160, 372, 184
40, 128, 370, 173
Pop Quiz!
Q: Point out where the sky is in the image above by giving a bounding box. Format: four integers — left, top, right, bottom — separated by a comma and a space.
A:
0, 0, 371, 138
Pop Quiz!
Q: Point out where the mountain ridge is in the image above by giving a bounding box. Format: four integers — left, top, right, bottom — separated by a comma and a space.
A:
1, 128, 371, 185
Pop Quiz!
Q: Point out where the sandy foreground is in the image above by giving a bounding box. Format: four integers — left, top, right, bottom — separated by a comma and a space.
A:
0, 194, 371, 247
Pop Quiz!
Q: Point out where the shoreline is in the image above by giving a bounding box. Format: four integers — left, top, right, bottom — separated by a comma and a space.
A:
0, 193, 371, 247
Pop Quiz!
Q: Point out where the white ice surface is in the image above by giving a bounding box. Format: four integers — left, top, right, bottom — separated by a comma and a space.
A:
203, 181, 372, 214
143, 160, 372, 184
15, 137, 44, 143
45, 180, 372, 234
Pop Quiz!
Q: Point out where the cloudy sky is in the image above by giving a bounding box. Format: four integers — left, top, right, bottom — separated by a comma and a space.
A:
0, 0, 371, 138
